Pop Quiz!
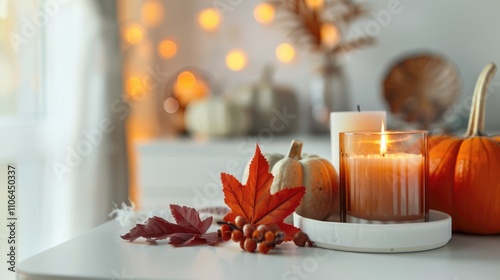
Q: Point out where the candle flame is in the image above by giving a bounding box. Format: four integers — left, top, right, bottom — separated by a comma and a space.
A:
380, 122, 387, 156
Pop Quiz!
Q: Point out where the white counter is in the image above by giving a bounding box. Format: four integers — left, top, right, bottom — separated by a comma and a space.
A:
18, 220, 500, 280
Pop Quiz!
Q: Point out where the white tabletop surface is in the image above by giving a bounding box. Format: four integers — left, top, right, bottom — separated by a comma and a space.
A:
17, 220, 500, 280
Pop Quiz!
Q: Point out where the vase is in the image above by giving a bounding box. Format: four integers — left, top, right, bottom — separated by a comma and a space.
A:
309, 54, 350, 133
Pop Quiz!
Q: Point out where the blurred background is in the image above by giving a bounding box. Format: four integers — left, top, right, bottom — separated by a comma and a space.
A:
1, 0, 500, 264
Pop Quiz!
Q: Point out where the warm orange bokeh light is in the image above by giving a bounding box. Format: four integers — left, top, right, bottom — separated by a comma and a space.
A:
276, 43, 296, 63
198, 8, 221, 31
305, 0, 324, 9
158, 40, 177, 59
142, 0, 164, 27
226, 50, 247, 71
173, 72, 208, 107
126, 77, 145, 98
254, 3, 275, 24
177, 71, 196, 88
320, 23, 341, 48
125, 25, 143, 45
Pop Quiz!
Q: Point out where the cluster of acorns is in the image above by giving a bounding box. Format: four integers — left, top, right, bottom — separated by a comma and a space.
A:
218, 215, 313, 254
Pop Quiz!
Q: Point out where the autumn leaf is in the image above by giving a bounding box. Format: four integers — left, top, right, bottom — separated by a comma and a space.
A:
170, 205, 212, 234
121, 205, 220, 246
222, 144, 305, 238
168, 232, 220, 247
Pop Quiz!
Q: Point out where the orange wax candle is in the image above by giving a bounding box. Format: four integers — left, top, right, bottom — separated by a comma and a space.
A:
344, 153, 425, 221
340, 126, 428, 223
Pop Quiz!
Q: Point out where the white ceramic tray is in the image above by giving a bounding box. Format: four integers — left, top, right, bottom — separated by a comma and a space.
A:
293, 210, 452, 253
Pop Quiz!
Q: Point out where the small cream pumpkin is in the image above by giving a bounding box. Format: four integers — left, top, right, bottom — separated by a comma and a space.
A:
185, 97, 250, 138
243, 140, 339, 221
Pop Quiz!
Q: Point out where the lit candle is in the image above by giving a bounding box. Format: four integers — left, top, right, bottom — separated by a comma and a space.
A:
340, 125, 428, 223
330, 111, 386, 173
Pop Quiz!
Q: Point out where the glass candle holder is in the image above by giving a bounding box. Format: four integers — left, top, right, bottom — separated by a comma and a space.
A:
330, 111, 386, 175
340, 130, 428, 223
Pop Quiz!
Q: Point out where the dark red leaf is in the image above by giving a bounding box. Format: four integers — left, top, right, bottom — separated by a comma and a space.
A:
170, 205, 212, 234
121, 207, 221, 247
121, 216, 196, 242
168, 234, 202, 247
168, 232, 221, 247
201, 232, 222, 246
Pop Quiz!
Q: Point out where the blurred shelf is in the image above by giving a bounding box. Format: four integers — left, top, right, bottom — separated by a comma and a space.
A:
136, 135, 330, 208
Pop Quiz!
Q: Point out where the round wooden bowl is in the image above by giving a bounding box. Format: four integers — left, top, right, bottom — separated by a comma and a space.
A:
383, 54, 461, 129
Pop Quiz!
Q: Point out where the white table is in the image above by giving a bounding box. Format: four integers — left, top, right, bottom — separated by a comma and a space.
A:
18, 220, 500, 280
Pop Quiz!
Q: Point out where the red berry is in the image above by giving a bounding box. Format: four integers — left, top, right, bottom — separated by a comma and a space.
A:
304, 233, 313, 247
235, 216, 248, 229
220, 224, 232, 233
264, 231, 275, 242
231, 230, 243, 242
243, 224, 256, 238
293, 231, 308, 247
258, 242, 272, 254
244, 238, 257, 252
252, 230, 264, 242
222, 231, 232, 241
239, 239, 246, 250
257, 224, 268, 232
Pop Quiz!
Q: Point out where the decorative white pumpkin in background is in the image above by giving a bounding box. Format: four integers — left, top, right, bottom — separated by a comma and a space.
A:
229, 65, 299, 134
242, 140, 339, 222
185, 97, 251, 138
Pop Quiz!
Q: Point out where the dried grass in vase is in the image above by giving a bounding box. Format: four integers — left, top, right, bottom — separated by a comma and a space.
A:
269, 0, 374, 55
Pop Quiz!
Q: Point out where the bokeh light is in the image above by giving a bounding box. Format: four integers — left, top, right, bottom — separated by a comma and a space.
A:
198, 8, 221, 31
173, 71, 209, 107
164, 97, 180, 113
226, 50, 247, 71
177, 71, 196, 88
305, 0, 324, 9
254, 3, 275, 25
320, 23, 341, 48
142, 0, 164, 27
158, 40, 177, 59
126, 77, 145, 98
124, 25, 143, 45
276, 43, 296, 63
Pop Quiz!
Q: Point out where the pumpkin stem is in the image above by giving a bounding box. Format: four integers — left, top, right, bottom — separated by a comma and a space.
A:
287, 139, 303, 160
464, 63, 497, 137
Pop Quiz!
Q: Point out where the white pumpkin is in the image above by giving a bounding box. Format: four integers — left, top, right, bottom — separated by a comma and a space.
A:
185, 97, 250, 138
229, 66, 299, 134
242, 140, 339, 221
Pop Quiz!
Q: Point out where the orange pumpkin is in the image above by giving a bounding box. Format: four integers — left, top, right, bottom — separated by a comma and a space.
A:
429, 63, 500, 234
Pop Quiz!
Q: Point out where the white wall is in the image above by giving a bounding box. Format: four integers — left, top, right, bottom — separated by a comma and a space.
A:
157, 0, 500, 133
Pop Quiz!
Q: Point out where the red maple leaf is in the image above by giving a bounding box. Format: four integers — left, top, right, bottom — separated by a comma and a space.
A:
222, 144, 305, 239
121, 205, 220, 246
170, 205, 212, 234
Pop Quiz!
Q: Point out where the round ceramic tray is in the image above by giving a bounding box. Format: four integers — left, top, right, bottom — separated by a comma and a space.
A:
293, 210, 452, 253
